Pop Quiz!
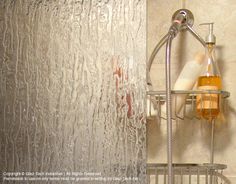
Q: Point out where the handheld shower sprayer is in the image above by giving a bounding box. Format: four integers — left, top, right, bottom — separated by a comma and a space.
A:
147, 9, 207, 184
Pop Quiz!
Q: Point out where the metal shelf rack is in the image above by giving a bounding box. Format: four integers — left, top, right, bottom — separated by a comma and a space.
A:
147, 90, 230, 121
146, 8, 231, 184
146, 90, 230, 184
147, 163, 230, 184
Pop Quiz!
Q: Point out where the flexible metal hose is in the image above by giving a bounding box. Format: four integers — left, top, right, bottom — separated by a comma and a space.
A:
166, 32, 175, 184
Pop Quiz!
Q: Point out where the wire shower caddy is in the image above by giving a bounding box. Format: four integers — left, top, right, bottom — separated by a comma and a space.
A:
146, 90, 230, 184
146, 8, 231, 184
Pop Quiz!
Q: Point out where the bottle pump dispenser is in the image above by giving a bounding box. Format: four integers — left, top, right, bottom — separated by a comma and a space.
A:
196, 23, 222, 121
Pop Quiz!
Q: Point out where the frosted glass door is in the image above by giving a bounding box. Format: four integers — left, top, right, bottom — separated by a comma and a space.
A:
0, 0, 146, 183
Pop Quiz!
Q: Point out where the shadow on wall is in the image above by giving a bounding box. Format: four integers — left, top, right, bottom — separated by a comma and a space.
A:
147, 113, 234, 162
147, 98, 234, 162
213, 100, 236, 153
147, 117, 165, 161
176, 32, 187, 71
217, 45, 225, 77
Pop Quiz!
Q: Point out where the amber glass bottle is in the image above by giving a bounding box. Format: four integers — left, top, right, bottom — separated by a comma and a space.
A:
196, 43, 222, 120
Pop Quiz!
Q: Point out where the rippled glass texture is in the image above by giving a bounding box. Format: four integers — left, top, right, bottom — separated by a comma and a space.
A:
0, 0, 146, 183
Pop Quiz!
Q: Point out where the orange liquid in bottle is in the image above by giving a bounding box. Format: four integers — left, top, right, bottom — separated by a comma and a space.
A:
196, 76, 222, 120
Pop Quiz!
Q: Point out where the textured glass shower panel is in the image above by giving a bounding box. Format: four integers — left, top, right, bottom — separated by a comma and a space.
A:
0, 0, 146, 184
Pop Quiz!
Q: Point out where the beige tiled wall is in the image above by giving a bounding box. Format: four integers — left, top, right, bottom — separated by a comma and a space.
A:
147, 0, 236, 182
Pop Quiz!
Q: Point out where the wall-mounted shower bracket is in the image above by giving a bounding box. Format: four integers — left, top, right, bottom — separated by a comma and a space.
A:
170, 9, 194, 34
